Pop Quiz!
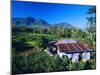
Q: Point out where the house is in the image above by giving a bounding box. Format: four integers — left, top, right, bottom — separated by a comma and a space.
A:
46, 39, 95, 62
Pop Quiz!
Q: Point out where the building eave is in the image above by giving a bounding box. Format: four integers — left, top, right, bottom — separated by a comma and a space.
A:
59, 49, 95, 54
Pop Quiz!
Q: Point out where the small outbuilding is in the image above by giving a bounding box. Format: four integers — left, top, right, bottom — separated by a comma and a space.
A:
46, 39, 95, 62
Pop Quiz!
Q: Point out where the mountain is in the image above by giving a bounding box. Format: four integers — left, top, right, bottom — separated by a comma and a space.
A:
12, 17, 76, 29
54, 23, 75, 29
12, 17, 51, 28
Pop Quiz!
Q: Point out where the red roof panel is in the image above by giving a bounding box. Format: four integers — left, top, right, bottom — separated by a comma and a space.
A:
56, 43, 91, 53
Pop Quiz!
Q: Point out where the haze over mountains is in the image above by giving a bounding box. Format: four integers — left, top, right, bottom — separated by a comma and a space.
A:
12, 17, 76, 29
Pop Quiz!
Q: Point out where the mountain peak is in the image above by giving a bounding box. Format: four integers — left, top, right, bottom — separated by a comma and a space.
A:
12, 17, 51, 28
54, 22, 75, 28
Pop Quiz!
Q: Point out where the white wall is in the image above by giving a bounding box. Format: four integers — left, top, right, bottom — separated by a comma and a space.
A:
82, 52, 90, 62
71, 53, 79, 62
58, 52, 79, 62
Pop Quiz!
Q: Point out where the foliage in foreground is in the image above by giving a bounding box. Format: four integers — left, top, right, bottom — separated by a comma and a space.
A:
12, 50, 96, 74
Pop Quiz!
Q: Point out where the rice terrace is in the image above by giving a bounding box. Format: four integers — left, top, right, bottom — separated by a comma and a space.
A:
12, 1, 96, 74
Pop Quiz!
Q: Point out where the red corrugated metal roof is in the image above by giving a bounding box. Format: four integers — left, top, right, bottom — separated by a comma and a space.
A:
56, 43, 91, 53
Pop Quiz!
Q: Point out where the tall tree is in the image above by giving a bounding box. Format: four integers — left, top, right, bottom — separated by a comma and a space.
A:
86, 6, 96, 49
